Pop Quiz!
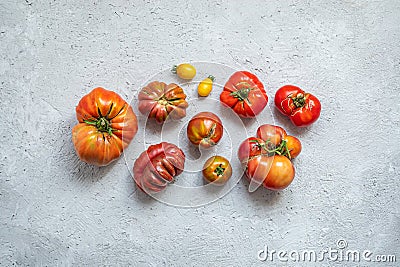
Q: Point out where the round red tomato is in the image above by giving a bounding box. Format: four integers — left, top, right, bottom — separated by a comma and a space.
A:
256, 124, 287, 148
72, 87, 138, 166
275, 85, 321, 127
202, 156, 232, 185
187, 112, 223, 148
220, 71, 268, 118
237, 137, 266, 163
133, 142, 185, 193
245, 155, 295, 191
138, 81, 188, 124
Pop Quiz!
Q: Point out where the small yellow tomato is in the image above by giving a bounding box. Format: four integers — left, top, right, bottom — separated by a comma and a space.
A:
197, 75, 215, 97
172, 63, 196, 80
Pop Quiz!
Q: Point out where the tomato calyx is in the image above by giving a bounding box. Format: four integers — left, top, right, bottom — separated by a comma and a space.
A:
214, 164, 225, 176
202, 123, 217, 146
248, 139, 292, 159
291, 93, 306, 108
230, 86, 252, 102
171, 65, 178, 74
207, 75, 215, 82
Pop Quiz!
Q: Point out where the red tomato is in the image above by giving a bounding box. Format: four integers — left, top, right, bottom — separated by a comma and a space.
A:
237, 137, 266, 163
138, 81, 188, 124
220, 71, 268, 118
202, 156, 232, 185
72, 87, 138, 166
133, 142, 185, 193
274, 85, 321, 127
187, 112, 223, 148
283, 135, 302, 159
256, 124, 287, 148
245, 155, 295, 191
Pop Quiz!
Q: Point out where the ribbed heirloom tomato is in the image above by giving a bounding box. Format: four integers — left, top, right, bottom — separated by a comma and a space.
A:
138, 81, 188, 124
72, 87, 138, 166
275, 85, 321, 127
220, 71, 268, 118
133, 142, 185, 193
187, 112, 224, 148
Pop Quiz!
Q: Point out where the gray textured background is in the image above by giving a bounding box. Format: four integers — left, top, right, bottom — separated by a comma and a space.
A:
1, 0, 400, 266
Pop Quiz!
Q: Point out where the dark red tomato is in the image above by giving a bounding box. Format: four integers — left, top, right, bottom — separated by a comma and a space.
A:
220, 71, 268, 118
275, 85, 321, 127
133, 142, 185, 193
237, 137, 266, 163
187, 112, 223, 148
202, 156, 232, 185
256, 124, 287, 148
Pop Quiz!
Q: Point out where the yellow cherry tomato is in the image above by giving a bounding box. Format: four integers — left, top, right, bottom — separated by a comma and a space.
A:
197, 75, 215, 97
172, 63, 196, 80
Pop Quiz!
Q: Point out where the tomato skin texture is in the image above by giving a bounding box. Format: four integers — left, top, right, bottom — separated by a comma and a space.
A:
138, 81, 188, 124
237, 137, 265, 163
202, 156, 232, 185
275, 85, 321, 127
173, 63, 196, 80
197, 76, 214, 97
187, 112, 223, 148
284, 135, 302, 159
133, 142, 185, 193
72, 87, 138, 166
245, 155, 295, 190
256, 124, 287, 148
220, 71, 268, 118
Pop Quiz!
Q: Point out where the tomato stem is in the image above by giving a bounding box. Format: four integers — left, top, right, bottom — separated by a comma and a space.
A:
171, 65, 178, 74
291, 93, 306, 108
208, 75, 215, 82
84, 117, 114, 135
230, 87, 252, 101
214, 164, 225, 176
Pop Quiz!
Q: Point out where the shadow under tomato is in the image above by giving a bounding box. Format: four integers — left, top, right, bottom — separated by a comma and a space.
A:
272, 107, 310, 136
240, 175, 283, 206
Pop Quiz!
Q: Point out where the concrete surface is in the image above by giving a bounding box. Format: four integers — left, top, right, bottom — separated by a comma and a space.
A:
1, 0, 400, 266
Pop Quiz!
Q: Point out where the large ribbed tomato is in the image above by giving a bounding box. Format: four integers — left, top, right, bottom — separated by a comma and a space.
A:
72, 87, 138, 166
220, 71, 268, 118
187, 112, 223, 148
133, 142, 185, 193
138, 81, 188, 124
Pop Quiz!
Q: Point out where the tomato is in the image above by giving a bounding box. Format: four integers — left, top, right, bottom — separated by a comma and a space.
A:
138, 81, 188, 124
202, 156, 232, 185
256, 124, 287, 149
172, 63, 196, 80
274, 85, 321, 127
220, 71, 268, 118
237, 137, 266, 163
187, 112, 223, 148
197, 75, 215, 97
133, 142, 185, 193
245, 155, 295, 191
283, 135, 302, 159
72, 87, 138, 166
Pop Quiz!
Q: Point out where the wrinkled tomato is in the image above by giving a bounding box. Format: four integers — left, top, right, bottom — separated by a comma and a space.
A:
187, 112, 224, 148
72, 87, 138, 166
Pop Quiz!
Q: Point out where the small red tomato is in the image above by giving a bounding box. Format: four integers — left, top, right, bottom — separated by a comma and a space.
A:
275, 85, 321, 127
256, 124, 287, 148
237, 137, 266, 163
187, 112, 223, 148
220, 71, 268, 118
202, 156, 232, 185
283, 135, 302, 159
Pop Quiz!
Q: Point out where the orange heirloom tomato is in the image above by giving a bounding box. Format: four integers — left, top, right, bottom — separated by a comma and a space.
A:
202, 156, 232, 185
138, 81, 188, 124
187, 112, 224, 148
283, 135, 302, 159
72, 87, 138, 166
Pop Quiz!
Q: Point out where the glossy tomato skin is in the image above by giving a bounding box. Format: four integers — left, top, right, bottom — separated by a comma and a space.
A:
133, 142, 185, 193
245, 155, 295, 190
173, 63, 196, 80
187, 112, 223, 148
72, 87, 138, 166
283, 135, 302, 159
256, 124, 287, 148
220, 71, 268, 118
274, 85, 321, 127
202, 156, 232, 185
237, 137, 265, 163
138, 81, 188, 124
